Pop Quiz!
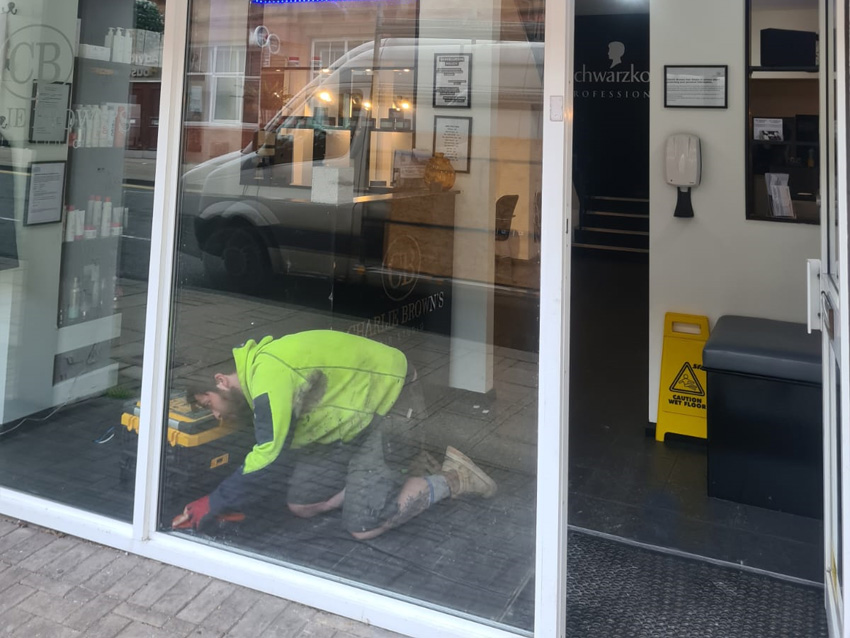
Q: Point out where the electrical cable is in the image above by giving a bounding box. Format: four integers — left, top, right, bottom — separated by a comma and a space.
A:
0, 342, 98, 437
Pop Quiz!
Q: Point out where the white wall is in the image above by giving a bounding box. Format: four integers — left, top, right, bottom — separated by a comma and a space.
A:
647, 0, 820, 422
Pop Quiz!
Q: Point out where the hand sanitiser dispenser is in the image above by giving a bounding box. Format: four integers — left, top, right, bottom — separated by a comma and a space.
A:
665, 134, 701, 218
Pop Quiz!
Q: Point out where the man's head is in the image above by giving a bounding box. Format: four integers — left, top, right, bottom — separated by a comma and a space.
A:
607, 41, 625, 68
187, 371, 251, 422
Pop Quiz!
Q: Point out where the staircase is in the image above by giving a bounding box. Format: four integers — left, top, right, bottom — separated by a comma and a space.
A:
573, 196, 649, 255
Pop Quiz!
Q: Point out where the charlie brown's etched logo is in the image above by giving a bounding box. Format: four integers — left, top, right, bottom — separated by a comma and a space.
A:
382, 235, 420, 302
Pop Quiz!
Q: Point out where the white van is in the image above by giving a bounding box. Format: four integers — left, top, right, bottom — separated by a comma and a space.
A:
181, 37, 543, 291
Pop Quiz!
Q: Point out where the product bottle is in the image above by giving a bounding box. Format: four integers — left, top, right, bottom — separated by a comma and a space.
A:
105, 27, 115, 59
113, 104, 127, 148
92, 196, 103, 235
120, 28, 131, 64
68, 277, 81, 320
101, 197, 113, 237
84, 105, 96, 148
64, 206, 76, 242
90, 262, 100, 308
84, 196, 96, 239
111, 204, 123, 236
74, 207, 84, 240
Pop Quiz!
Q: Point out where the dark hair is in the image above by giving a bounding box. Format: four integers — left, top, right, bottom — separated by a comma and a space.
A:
181, 366, 236, 406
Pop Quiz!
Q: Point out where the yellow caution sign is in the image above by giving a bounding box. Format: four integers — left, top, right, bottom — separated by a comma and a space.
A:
656, 312, 710, 442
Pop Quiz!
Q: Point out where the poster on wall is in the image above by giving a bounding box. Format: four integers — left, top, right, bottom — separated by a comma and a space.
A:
433, 53, 471, 108
433, 116, 471, 173
24, 161, 66, 226
664, 65, 728, 108
29, 82, 72, 144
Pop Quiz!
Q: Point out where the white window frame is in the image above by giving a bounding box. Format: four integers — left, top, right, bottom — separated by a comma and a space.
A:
185, 43, 257, 124
0, 0, 572, 635
311, 38, 368, 77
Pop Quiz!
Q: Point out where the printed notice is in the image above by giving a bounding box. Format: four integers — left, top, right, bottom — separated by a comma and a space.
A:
25, 162, 65, 225
434, 53, 471, 108
664, 66, 727, 108
30, 82, 71, 144
434, 116, 471, 173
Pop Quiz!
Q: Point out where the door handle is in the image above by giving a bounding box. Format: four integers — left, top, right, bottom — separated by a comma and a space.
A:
822, 292, 835, 340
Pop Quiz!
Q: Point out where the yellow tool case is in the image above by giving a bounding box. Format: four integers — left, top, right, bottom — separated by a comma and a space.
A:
118, 393, 250, 494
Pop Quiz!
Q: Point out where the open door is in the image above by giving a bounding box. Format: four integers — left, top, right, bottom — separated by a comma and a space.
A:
821, 0, 849, 634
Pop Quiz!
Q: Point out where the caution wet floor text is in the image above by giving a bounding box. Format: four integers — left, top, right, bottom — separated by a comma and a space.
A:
656, 313, 709, 441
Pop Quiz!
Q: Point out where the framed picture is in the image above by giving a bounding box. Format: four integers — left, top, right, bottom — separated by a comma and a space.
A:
433, 115, 472, 173
28, 81, 72, 144
433, 53, 472, 108
664, 65, 728, 108
24, 161, 66, 226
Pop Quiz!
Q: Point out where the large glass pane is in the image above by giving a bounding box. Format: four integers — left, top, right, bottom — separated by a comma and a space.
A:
0, 0, 166, 520
162, 0, 544, 630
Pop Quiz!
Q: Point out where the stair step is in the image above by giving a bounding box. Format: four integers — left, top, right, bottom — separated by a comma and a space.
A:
574, 228, 649, 250
572, 243, 649, 255
586, 196, 649, 216
583, 211, 649, 232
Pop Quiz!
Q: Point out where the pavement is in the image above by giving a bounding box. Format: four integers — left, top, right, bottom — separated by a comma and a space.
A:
0, 516, 402, 638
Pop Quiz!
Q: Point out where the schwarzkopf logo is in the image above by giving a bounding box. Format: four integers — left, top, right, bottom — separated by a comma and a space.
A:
574, 40, 649, 84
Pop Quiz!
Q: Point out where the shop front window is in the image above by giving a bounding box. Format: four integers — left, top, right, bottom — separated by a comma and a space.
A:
0, 0, 167, 520
164, 0, 544, 630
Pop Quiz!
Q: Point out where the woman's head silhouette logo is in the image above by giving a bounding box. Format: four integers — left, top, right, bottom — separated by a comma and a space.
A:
608, 41, 625, 68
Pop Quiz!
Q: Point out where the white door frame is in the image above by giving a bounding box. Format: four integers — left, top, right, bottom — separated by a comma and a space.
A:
0, 0, 574, 636
822, 0, 849, 635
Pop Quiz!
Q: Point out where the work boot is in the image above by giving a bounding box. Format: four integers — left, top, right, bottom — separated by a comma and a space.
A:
407, 450, 442, 477
442, 446, 497, 499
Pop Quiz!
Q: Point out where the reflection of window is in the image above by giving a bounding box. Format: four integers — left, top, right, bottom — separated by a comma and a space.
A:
311, 39, 368, 77
186, 44, 258, 123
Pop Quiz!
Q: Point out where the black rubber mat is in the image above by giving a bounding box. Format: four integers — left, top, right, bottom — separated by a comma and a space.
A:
567, 530, 828, 638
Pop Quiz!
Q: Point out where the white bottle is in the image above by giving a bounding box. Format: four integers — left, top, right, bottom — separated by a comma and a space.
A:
105, 27, 115, 59
84, 105, 96, 148
84, 196, 96, 238
101, 198, 113, 237
64, 206, 76, 242
74, 207, 84, 240
119, 28, 131, 64
68, 277, 81, 320
92, 196, 103, 235
111, 205, 123, 236
90, 262, 100, 308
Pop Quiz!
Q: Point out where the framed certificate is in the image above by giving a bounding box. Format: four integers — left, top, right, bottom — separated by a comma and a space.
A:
433, 115, 472, 173
433, 53, 472, 108
664, 65, 728, 108
24, 161, 66, 226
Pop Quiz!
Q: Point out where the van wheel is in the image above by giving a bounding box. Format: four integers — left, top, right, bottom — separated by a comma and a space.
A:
219, 227, 270, 292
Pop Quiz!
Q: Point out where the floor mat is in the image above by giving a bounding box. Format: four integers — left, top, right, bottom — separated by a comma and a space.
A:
566, 530, 828, 638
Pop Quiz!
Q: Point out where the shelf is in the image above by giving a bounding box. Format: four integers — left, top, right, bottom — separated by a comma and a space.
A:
749, 66, 818, 73
747, 214, 819, 225
750, 71, 819, 80
750, 139, 818, 147
56, 313, 122, 353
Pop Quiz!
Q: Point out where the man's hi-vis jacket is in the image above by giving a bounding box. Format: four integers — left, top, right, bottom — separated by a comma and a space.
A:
207, 330, 408, 515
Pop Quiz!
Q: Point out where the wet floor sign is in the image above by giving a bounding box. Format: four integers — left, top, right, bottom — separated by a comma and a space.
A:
656, 313, 710, 442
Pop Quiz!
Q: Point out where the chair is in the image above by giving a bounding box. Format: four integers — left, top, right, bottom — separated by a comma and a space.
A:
495, 194, 519, 241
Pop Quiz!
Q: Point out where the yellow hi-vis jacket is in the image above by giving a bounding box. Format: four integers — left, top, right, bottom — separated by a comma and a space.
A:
208, 330, 407, 514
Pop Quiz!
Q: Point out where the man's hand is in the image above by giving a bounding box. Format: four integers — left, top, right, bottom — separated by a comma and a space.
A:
171, 495, 245, 530
172, 495, 211, 530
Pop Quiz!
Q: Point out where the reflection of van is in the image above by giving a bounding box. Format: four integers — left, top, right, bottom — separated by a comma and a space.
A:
182, 37, 543, 290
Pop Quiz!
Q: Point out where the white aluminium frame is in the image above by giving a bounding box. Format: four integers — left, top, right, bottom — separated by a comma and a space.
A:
0, 0, 572, 635
823, 0, 850, 635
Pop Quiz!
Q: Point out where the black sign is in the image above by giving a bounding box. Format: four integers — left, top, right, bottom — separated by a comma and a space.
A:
573, 14, 650, 200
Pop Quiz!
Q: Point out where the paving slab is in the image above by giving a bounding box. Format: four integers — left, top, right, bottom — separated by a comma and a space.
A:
0, 517, 404, 638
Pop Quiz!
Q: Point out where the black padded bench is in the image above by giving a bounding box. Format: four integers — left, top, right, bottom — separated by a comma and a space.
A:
703, 315, 822, 518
